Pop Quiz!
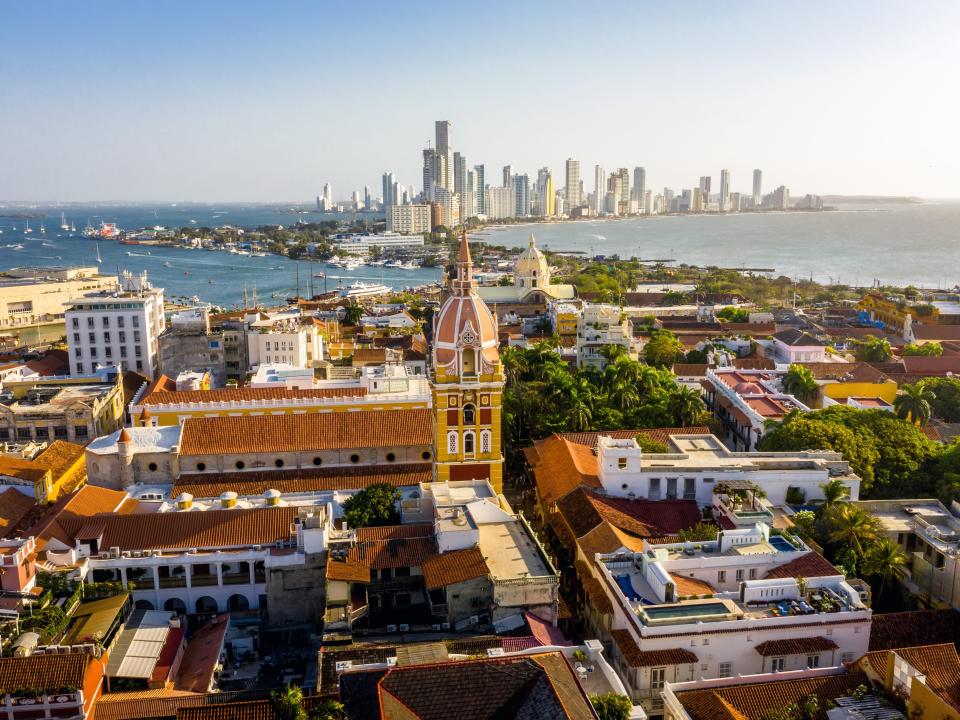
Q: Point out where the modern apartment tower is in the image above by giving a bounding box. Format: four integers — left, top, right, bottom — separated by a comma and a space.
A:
699, 176, 712, 197
453, 152, 467, 195
593, 164, 605, 214
565, 158, 581, 210
435, 120, 452, 189
513, 174, 530, 218
632, 167, 646, 209
382, 172, 397, 209
502, 165, 513, 188
752, 169, 763, 206
719, 169, 731, 211
474, 164, 485, 215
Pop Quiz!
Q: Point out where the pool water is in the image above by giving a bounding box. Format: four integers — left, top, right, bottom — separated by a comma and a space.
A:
768, 536, 798, 552
643, 602, 730, 621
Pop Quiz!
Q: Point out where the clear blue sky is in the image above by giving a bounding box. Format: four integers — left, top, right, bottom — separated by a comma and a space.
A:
1, 1, 957, 202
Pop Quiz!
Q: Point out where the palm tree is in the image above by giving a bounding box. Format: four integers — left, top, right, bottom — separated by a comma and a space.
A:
862, 537, 908, 598
782, 364, 819, 404
311, 699, 347, 720
827, 504, 881, 559
855, 335, 893, 363
271, 685, 307, 720
819, 478, 850, 508
894, 382, 935, 426
500, 346, 528, 385
667, 386, 706, 426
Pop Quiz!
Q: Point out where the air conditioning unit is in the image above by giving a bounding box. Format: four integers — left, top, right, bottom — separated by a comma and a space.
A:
399, 624, 409, 632
386, 657, 398, 667
99, 552, 111, 559
122, 551, 131, 558
386, 624, 397, 633
110, 546, 121, 558
253, 545, 262, 552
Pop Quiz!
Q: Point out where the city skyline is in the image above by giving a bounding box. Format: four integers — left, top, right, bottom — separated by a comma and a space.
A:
1, 1, 959, 202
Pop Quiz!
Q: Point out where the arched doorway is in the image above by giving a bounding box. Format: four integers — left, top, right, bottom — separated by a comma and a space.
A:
134, 599, 154, 610
163, 598, 187, 614
195, 596, 219, 614
228, 594, 250, 611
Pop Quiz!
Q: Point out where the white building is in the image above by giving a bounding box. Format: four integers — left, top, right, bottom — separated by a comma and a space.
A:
577, 303, 634, 369
565, 158, 581, 210
767, 329, 828, 364
335, 231, 425, 253
484, 186, 515, 221
65, 271, 165, 377
246, 315, 324, 369
386, 205, 432, 235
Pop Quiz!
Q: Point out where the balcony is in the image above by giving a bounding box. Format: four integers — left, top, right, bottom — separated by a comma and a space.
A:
191, 573, 218, 587
158, 576, 186, 589
222, 573, 250, 585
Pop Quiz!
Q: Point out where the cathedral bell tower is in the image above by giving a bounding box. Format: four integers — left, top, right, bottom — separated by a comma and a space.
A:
430, 231, 504, 491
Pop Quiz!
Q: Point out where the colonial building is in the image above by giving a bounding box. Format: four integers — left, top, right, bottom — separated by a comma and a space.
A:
476, 235, 575, 306
432, 233, 505, 491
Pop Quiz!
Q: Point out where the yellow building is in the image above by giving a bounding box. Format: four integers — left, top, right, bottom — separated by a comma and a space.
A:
857, 292, 939, 335
432, 232, 505, 492
801, 362, 899, 407
857, 644, 960, 720
549, 301, 580, 338
0, 439, 87, 503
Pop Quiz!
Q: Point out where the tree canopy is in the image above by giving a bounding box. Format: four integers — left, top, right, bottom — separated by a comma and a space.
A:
643, 330, 686, 368
342, 484, 400, 528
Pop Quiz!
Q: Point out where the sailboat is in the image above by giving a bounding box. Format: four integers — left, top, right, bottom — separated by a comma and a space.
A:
60, 212, 69, 231
39, 222, 46, 235
70, 221, 76, 234
95, 243, 102, 264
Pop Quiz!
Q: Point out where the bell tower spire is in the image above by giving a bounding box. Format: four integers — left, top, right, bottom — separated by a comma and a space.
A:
454, 229, 474, 294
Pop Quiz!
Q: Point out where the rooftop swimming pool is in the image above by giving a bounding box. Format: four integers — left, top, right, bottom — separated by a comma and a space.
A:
640, 600, 739, 626
768, 535, 799, 552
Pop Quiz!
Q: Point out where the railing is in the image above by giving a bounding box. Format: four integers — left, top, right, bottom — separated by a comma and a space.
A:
191, 574, 218, 587
222, 573, 250, 585
158, 576, 186, 588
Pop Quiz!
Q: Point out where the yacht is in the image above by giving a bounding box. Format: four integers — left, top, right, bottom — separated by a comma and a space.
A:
60, 212, 69, 231
39, 223, 46, 235
23, 221, 30, 235
340, 281, 391, 299
82, 221, 97, 238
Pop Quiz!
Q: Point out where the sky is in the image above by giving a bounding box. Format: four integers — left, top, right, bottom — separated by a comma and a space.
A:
1, 1, 958, 202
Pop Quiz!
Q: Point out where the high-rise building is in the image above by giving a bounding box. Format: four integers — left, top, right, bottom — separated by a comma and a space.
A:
435, 120, 451, 157
388, 204, 432, 234
719, 169, 731, 212
382, 172, 397, 209
513, 174, 530, 218
393, 182, 401, 208
535, 167, 555, 217
363, 185, 371, 211
752, 169, 763, 207
644, 190, 653, 215
502, 165, 513, 187
462, 168, 478, 219
632, 167, 646, 209
593, 165, 605, 214
66, 271, 165, 378
432, 187, 461, 227
615, 168, 630, 215
484, 186, 514, 220
474, 164, 485, 215
453, 152, 467, 195
699, 176, 711, 197
435, 120, 452, 190
565, 159, 581, 210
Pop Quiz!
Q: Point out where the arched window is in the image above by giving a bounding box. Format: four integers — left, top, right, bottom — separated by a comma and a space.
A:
462, 348, 477, 375
447, 431, 458, 455
464, 431, 475, 456
480, 430, 492, 454
463, 404, 476, 425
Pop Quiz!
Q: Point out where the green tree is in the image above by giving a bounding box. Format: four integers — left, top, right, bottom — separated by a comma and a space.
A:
826, 504, 881, 559
716, 306, 750, 323
819, 478, 850, 507
924, 377, 960, 421
902, 342, 943, 357
677, 522, 718, 542
634, 434, 668, 453
667, 385, 706, 426
590, 692, 633, 720
271, 685, 307, 720
311, 699, 347, 720
643, 330, 685, 368
782, 364, 819, 404
342, 484, 400, 528
854, 336, 893, 362
894, 382, 935, 426
862, 536, 908, 598
341, 303, 364, 326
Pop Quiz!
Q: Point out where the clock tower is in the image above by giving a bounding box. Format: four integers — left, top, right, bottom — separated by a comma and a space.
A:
431, 231, 504, 491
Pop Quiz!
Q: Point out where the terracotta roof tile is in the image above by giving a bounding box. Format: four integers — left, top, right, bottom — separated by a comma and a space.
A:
327, 555, 372, 583
24, 349, 70, 376
0, 455, 49, 482
175, 614, 229, 694
355, 524, 433, 541
882, 643, 960, 711
556, 487, 702, 540
671, 573, 716, 597
92, 690, 206, 720
347, 535, 437, 571
753, 636, 838, 656
20, 485, 134, 545
525, 435, 600, 505
178, 408, 432, 456
869, 609, 960, 651
0, 488, 36, 536
143, 385, 367, 407
557, 426, 711, 449
675, 672, 871, 720
764, 551, 842, 580
59, 507, 299, 552
172, 463, 432, 498
422, 547, 490, 590
0, 652, 92, 694
33, 440, 86, 481
610, 629, 698, 667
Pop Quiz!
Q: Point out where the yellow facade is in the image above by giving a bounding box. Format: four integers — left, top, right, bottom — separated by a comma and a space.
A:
857, 293, 939, 334
822, 380, 898, 405
554, 311, 578, 337
139, 397, 430, 426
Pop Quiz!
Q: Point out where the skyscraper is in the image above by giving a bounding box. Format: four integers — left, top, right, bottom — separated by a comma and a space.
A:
699, 176, 711, 197
323, 183, 333, 209
453, 152, 467, 196
382, 172, 397, 209
719, 169, 731, 212
502, 165, 513, 187
615, 168, 630, 215
565, 158, 581, 210
434, 121, 453, 190
632, 167, 646, 209
363, 185, 371, 211
593, 165, 605, 214
535, 167, 555, 217
435, 121, 451, 157
752, 169, 763, 207
513, 174, 529, 218
474, 164, 485, 215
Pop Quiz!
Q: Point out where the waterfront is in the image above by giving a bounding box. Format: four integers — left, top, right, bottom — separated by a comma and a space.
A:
483, 201, 960, 288
3, 201, 960, 305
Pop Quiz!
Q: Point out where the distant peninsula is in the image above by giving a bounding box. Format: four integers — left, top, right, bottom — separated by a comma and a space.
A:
822, 195, 923, 204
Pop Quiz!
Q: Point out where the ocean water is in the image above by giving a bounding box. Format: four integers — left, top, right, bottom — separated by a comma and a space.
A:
2, 202, 959, 305
479, 201, 960, 289
0, 203, 443, 307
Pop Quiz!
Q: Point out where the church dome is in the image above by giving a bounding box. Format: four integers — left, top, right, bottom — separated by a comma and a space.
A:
515, 234, 550, 288
433, 233, 500, 373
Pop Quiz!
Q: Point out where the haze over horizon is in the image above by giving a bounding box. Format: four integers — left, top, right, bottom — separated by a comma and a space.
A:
2, 1, 958, 203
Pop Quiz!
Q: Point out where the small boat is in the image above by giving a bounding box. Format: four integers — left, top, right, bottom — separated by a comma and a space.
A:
95, 244, 102, 264
164, 261, 173, 268
70, 222, 76, 233
340, 281, 391, 299
39, 223, 46, 234
23, 221, 30, 234
60, 212, 69, 231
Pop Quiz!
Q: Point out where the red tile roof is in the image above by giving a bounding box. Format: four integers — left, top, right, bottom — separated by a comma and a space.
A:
24, 349, 70, 377
175, 614, 229, 694
0, 488, 36, 536
178, 408, 433, 455
764, 552, 842, 580
143, 385, 367, 407
869, 609, 960, 651
753, 636, 838, 656
556, 487, 701, 540
327, 555, 372, 583
422, 547, 490, 590
611, 629, 698, 667
0, 652, 94, 694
